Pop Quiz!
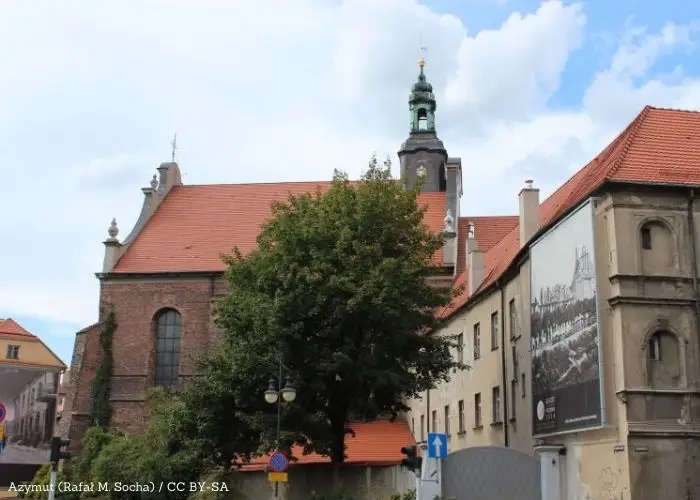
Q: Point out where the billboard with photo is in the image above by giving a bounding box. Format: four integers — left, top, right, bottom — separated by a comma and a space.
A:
0, 365, 59, 485
530, 199, 603, 436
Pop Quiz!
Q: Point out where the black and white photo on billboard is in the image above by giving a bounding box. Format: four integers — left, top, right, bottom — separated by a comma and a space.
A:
530, 199, 602, 435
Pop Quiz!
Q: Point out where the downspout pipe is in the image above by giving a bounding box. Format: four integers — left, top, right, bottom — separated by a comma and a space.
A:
498, 279, 510, 448
426, 388, 431, 438
687, 189, 700, 362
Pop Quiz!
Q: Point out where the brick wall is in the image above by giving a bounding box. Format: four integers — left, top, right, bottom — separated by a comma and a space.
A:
67, 274, 226, 446
61, 323, 101, 451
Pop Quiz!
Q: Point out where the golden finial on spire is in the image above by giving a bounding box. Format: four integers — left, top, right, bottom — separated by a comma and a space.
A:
418, 57, 425, 68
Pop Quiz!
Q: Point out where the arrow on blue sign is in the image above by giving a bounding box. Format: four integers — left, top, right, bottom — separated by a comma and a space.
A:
427, 432, 447, 459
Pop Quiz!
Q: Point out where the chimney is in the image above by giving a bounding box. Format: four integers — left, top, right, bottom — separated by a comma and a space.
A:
102, 218, 122, 272
466, 221, 484, 296
519, 179, 540, 248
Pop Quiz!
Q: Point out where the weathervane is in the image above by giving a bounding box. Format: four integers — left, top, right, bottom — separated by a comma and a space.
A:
171, 133, 178, 163
419, 33, 428, 67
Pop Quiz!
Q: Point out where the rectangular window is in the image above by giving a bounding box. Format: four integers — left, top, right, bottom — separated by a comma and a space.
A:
641, 227, 652, 250
491, 312, 499, 350
492, 386, 501, 423
521, 373, 526, 398
458, 400, 465, 433
649, 336, 661, 361
411, 417, 415, 434
431, 410, 437, 434
444, 405, 450, 436
474, 393, 482, 427
510, 379, 517, 420
420, 415, 425, 442
5, 345, 20, 360
473, 323, 481, 359
456, 333, 464, 364
509, 299, 517, 339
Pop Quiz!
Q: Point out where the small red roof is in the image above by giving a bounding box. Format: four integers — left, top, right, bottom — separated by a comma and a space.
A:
240, 420, 415, 471
0, 318, 36, 338
113, 182, 447, 273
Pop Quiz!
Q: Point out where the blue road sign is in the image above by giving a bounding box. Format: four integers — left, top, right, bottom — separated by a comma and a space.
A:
269, 451, 289, 472
427, 432, 448, 459
0, 403, 6, 424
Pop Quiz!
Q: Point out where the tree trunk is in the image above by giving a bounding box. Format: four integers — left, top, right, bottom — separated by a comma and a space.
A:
329, 406, 347, 492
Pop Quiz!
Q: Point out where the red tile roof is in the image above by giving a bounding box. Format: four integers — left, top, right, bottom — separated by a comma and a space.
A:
240, 420, 415, 471
114, 182, 447, 273
0, 318, 35, 338
454, 216, 519, 275
443, 106, 700, 318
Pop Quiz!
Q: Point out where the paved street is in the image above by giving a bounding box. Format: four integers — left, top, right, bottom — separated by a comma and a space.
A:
0, 444, 49, 464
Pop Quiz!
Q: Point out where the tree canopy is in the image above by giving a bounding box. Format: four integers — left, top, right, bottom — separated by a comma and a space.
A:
211, 155, 462, 463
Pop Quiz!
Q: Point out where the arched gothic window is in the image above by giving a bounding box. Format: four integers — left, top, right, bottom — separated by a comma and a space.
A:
154, 309, 182, 388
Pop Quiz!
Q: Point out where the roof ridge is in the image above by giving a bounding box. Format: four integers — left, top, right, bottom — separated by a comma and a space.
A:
647, 105, 700, 114
459, 214, 518, 220
184, 180, 338, 188
606, 106, 651, 180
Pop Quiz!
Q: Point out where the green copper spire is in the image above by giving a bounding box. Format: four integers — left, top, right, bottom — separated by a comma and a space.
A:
409, 57, 436, 133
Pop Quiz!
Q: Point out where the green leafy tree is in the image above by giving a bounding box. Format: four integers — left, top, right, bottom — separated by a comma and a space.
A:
212, 155, 462, 465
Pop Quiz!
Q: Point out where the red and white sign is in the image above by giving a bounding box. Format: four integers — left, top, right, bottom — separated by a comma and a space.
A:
0, 402, 6, 424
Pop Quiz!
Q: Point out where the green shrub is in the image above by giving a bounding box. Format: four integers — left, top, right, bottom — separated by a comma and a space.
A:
388, 490, 416, 500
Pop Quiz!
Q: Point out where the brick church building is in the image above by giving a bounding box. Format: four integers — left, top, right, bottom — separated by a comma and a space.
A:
60, 60, 515, 451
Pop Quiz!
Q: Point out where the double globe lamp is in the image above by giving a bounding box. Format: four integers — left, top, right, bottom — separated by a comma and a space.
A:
264, 376, 297, 404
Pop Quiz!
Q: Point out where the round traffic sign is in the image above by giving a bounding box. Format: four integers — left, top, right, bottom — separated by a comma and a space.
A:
269, 451, 289, 473
0, 403, 6, 424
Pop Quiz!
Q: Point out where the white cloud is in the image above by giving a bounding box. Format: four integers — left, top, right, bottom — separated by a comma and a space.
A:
444, 1, 586, 121
0, 0, 699, 334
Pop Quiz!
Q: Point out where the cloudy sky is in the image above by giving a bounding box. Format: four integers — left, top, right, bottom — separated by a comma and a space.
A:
2, 0, 700, 364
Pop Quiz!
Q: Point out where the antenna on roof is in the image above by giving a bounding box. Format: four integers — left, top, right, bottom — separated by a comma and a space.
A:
171, 133, 178, 163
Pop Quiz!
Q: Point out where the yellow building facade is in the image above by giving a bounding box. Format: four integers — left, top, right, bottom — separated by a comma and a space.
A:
1, 319, 66, 370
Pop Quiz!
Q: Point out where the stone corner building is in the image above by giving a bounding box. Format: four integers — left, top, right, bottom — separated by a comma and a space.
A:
62, 60, 483, 452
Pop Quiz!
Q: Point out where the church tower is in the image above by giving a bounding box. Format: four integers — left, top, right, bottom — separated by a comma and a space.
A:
398, 57, 448, 192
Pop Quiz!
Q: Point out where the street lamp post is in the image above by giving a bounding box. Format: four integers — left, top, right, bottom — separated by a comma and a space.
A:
264, 357, 296, 498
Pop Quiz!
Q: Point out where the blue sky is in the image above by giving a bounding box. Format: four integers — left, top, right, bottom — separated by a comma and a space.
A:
2, 0, 700, 365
